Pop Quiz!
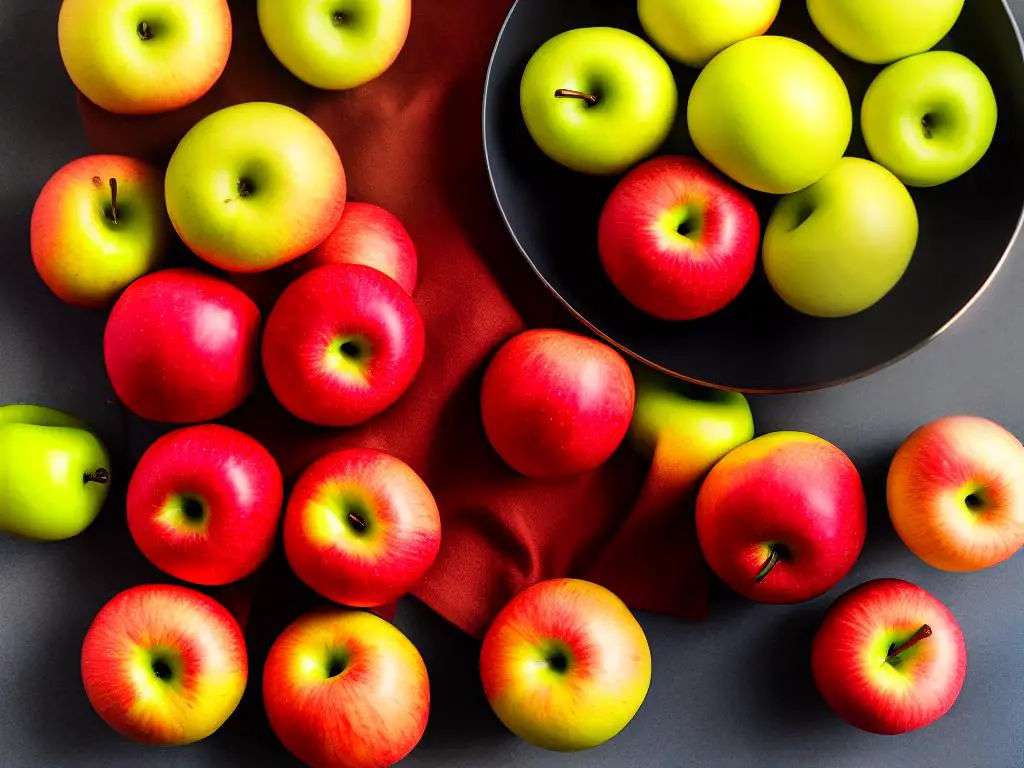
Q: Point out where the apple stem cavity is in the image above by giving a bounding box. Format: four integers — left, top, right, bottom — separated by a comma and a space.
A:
755, 546, 782, 583
554, 89, 599, 106
332, 10, 349, 25
347, 512, 368, 533
108, 178, 119, 224
83, 469, 110, 486
137, 21, 153, 41
885, 624, 933, 666
921, 114, 936, 139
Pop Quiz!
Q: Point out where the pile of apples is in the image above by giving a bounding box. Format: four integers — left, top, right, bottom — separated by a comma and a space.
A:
520, 0, 998, 320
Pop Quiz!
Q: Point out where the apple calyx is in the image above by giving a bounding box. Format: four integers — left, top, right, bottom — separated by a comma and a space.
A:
332, 11, 349, 25
921, 113, 936, 140
84, 468, 110, 485
755, 545, 785, 582
137, 21, 153, 41
885, 624, 933, 666
107, 178, 119, 224
554, 89, 598, 106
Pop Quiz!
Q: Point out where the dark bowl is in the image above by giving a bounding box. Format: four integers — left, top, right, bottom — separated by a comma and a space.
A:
483, 0, 1024, 393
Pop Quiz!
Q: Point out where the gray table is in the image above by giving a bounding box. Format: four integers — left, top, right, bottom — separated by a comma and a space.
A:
2, 2, 1022, 767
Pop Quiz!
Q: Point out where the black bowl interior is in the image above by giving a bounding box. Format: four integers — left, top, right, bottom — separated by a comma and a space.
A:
484, 0, 1024, 392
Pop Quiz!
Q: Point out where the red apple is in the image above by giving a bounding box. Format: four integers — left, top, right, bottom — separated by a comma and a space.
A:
284, 448, 441, 607
262, 264, 425, 427
263, 609, 429, 768
812, 578, 967, 735
104, 268, 261, 423
696, 431, 867, 603
127, 424, 284, 586
888, 415, 1024, 572
598, 155, 760, 321
480, 329, 635, 478
81, 584, 247, 745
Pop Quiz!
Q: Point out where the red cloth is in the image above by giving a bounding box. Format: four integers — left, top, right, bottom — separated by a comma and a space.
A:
78, 0, 709, 637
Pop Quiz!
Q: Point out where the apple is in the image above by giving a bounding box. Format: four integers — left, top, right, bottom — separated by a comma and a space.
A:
598, 155, 760, 321
480, 578, 651, 751
58, 0, 231, 115
808, 0, 965, 65
638, 0, 781, 67
887, 415, 1024, 572
30, 155, 169, 309
762, 157, 919, 318
812, 578, 967, 735
127, 424, 284, 586
104, 268, 261, 424
81, 584, 247, 745
861, 51, 998, 188
520, 27, 678, 175
165, 102, 347, 273
284, 448, 441, 607
257, 0, 411, 90
263, 609, 429, 768
0, 404, 111, 541
480, 329, 635, 478
292, 202, 418, 294
696, 431, 867, 604
688, 36, 851, 194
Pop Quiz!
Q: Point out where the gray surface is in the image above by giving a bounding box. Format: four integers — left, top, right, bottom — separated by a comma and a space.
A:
2, 1, 1023, 766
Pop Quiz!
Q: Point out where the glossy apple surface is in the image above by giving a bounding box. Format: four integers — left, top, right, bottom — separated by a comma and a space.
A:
598, 155, 760, 320
480, 578, 651, 751
812, 578, 967, 735
263, 609, 429, 768
638, 0, 780, 67
887, 415, 1024, 571
696, 431, 867, 603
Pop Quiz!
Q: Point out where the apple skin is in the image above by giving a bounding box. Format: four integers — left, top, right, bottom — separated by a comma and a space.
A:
520, 27, 678, 175
811, 578, 967, 735
688, 36, 852, 194
808, 0, 965, 65
257, 0, 411, 90
481, 329, 635, 478
861, 51, 998, 188
887, 415, 1024, 572
31, 155, 169, 309
598, 155, 760, 321
284, 448, 441, 608
58, 0, 231, 115
263, 609, 429, 768
127, 424, 284, 586
165, 102, 347, 273
81, 584, 247, 745
104, 268, 262, 424
696, 431, 867, 604
480, 578, 651, 751
763, 157, 919, 318
638, 0, 781, 67
262, 264, 425, 427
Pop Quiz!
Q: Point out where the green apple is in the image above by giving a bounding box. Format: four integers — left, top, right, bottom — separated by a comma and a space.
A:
687, 36, 851, 194
257, 0, 411, 90
762, 157, 918, 318
0, 405, 111, 541
638, 0, 781, 68
861, 51, 997, 188
807, 0, 965, 65
520, 27, 678, 176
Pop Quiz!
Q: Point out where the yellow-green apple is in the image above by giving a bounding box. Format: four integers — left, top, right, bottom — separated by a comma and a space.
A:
480, 329, 635, 478
687, 36, 851, 194
861, 51, 998, 188
127, 424, 284, 586
811, 578, 967, 734
807, 0, 965, 65
81, 584, 247, 745
0, 404, 111, 541
165, 102, 347, 273
291, 202, 418, 294
263, 609, 429, 768
104, 268, 261, 423
262, 264, 425, 426
520, 27, 678, 175
58, 0, 232, 115
763, 157, 919, 318
598, 155, 760, 321
480, 578, 651, 751
284, 448, 441, 607
696, 431, 867, 603
30, 155, 169, 309
887, 415, 1024, 572
638, 0, 781, 67
257, 0, 411, 90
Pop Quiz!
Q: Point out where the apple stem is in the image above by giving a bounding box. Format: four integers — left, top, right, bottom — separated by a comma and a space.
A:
348, 513, 367, 532
108, 178, 119, 224
554, 88, 598, 106
755, 546, 781, 582
84, 469, 110, 486
138, 21, 153, 41
885, 624, 933, 665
